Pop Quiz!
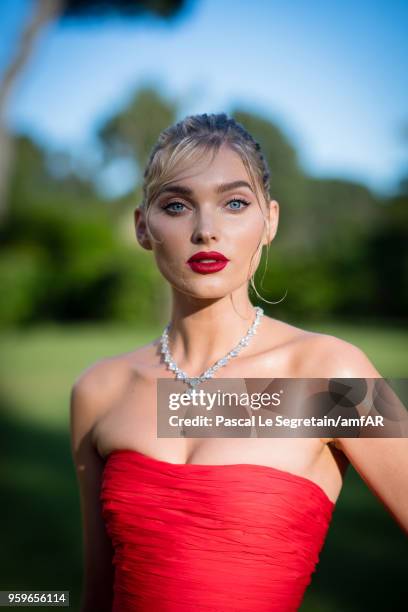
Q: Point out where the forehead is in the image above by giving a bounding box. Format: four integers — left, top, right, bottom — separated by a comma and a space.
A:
168, 144, 251, 190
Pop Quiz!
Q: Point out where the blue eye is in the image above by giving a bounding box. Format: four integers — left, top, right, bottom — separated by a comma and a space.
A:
227, 199, 250, 211
162, 198, 251, 216
164, 202, 185, 214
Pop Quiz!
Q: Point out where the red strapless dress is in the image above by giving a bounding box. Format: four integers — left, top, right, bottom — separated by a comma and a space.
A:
100, 449, 335, 612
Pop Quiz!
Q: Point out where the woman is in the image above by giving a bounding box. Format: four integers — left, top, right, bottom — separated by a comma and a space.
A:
70, 113, 408, 611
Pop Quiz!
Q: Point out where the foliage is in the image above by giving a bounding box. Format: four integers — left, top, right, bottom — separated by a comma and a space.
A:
1, 86, 406, 328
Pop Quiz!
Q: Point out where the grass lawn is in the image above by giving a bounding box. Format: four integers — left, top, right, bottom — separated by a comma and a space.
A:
0, 320, 407, 611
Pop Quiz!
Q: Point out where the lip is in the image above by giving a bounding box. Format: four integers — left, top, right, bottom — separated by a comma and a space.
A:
187, 251, 230, 275
187, 251, 229, 262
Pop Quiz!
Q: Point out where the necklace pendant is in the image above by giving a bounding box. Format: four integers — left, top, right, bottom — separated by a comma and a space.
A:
160, 306, 264, 391
189, 377, 201, 388
185, 377, 202, 396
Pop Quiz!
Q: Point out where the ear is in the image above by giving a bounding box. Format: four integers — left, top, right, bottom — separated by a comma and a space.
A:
134, 206, 152, 251
263, 199, 279, 246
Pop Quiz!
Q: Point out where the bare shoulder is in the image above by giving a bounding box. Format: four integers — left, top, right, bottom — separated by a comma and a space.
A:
71, 356, 127, 421
274, 320, 383, 378
70, 340, 158, 455
261, 316, 313, 352
309, 332, 381, 378
263, 320, 383, 448
71, 341, 158, 402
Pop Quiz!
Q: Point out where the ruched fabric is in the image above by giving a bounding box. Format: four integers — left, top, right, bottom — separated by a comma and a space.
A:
100, 448, 335, 612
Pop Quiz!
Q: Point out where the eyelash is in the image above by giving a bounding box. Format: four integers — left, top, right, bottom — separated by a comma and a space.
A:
161, 198, 251, 216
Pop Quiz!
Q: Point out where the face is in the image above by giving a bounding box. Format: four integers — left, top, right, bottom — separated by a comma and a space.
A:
134, 144, 279, 300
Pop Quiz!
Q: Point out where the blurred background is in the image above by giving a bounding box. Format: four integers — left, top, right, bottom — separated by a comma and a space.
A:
0, 1, 407, 610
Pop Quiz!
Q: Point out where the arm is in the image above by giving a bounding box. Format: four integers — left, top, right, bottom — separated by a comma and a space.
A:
70, 366, 115, 612
324, 338, 408, 535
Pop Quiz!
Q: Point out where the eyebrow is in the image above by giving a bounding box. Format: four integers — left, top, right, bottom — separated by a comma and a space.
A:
159, 180, 254, 197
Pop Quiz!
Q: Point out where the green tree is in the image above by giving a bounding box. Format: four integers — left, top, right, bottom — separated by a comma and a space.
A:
0, 0, 190, 221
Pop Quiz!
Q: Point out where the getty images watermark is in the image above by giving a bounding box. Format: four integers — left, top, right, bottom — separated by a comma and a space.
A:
156, 378, 408, 438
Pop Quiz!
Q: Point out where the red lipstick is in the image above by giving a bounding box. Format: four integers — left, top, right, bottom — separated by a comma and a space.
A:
187, 250, 230, 274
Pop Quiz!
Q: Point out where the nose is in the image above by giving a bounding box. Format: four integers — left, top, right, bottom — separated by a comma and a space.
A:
191, 209, 219, 244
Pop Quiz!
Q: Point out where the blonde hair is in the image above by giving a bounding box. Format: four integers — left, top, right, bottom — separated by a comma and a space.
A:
139, 112, 286, 305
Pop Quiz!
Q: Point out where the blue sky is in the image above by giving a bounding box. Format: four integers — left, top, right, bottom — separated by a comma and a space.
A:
1, 0, 408, 197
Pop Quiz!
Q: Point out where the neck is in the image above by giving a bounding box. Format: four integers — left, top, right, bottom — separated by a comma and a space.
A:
164, 288, 261, 377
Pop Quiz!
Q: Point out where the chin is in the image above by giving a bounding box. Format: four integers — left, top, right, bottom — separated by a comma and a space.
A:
179, 284, 231, 300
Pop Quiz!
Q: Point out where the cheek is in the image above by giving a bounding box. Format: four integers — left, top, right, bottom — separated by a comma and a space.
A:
226, 214, 265, 253
147, 218, 186, 255
148, 224, 189, 280
147, 214, 175, 239
231, 214, 265, 275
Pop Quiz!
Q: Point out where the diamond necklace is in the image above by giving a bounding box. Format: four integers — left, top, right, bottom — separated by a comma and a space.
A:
159, 306, 264, 395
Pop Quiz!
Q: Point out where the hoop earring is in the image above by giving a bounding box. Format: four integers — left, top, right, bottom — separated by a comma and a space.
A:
249, 273, 288, 306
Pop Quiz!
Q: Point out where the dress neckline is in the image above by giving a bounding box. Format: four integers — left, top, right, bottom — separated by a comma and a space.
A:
104, 447, 336, 508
